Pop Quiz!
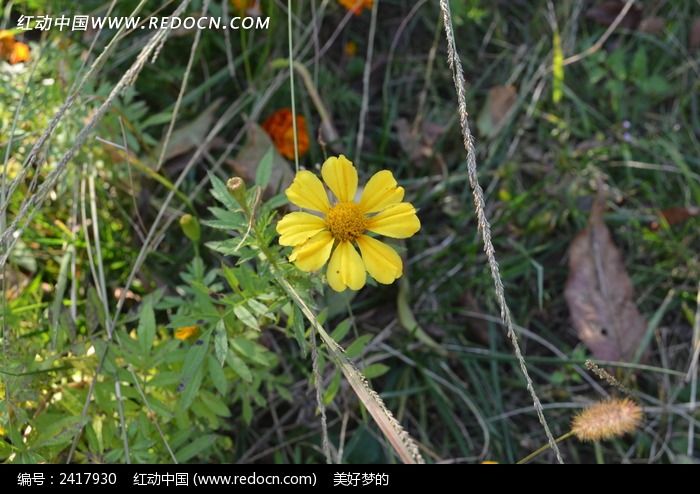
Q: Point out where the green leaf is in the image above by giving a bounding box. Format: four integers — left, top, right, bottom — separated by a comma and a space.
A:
631, 48, 648, 80
179, 366, 204, 410
331, 318, 352, 343
638, 74, 671, 97
141, 111, 174, 129
175, 434, 218, 462
200, 391, 231, 417
242, 397, 253, 425
226, 349, 253, 382
247, 298, 270, 318
255, 147, 274, 188
138, 299, 156, 355
202, 207, 245, 230
208, 355, 228, 395
345, 334, 372, 359
231, 337, 270, 366
214, 320, 228, 366
205, 239, 243, 256
181, 334, 209, 376
208, 172, 239, 210
323, 370, 342, 405
292, 304, 307, 357
234, 305, 259, 330
362, 363, 390, 379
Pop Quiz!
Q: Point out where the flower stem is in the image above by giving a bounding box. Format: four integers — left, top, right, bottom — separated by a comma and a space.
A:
517, 431, 574, 464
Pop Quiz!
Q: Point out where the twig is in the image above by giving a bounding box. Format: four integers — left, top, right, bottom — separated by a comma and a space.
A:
287, 0, 300, 172
310, 325, 332, 463
687, 283, 700, 455
562, 0, 636, 66
354, 0, 379, 166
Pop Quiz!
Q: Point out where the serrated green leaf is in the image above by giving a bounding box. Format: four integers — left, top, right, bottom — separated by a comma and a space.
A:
208, 172, 239, 210
205, 239, 243, 256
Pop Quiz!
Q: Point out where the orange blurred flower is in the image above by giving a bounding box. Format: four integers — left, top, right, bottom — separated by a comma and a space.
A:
0, 30, 30, 65
175, 325, 200, 341
0, 30, 13, 58
344, 40, 358, 57
338, 0, 373, 15
9, 41, 30, 64
230, 0, 261, 15
262, 108, 309, 160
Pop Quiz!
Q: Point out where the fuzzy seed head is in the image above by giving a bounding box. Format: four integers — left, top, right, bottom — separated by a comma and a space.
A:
572, 398, 642, 442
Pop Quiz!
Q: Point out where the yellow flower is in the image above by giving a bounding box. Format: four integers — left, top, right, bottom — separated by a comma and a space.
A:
277, 155, 420, 292
175, 325, 200, 341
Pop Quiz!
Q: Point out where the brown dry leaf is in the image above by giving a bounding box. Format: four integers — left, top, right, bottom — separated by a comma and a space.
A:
638, 17, 665, 36
690, 18, 700, 52
157, 98, 221, 163
395, 118, 445, 162
476, 85, 517, 138
226, 123, 294, 196
564, 188, 647, 362
0, 267, 29, 301
460, 292, 490, 345
650, 206, 700, 230
585, 1, 642, 30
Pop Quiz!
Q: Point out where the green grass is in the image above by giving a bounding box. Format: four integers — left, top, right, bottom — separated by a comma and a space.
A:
1, 0, 699, 464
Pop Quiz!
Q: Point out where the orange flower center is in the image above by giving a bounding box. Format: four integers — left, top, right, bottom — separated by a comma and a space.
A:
326, 202, 367, 242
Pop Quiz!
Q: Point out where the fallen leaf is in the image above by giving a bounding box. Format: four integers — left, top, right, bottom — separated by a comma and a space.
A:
156, 98, 222, 163
585, 1, 642, 30
690, 17, 700, 52
476, 85, 517, 138
638, 17, 665, 36
650, 206, 700, 230
226, 123, 294, 196
0, 266, 29, 301
564, 188, 647, 362
395, 118, 445, 162
459, 292, 490, 345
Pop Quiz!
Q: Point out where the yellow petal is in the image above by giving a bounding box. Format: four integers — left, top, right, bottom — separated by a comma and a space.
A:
356, 235, 403, 284
366, 203, 420, 238
286, 170, 330, 213
289, 231, 334, 272
326, 241, 366, 292
321, 155, 358, 203
359, 170, 405, 213
277, 212, 327, 246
